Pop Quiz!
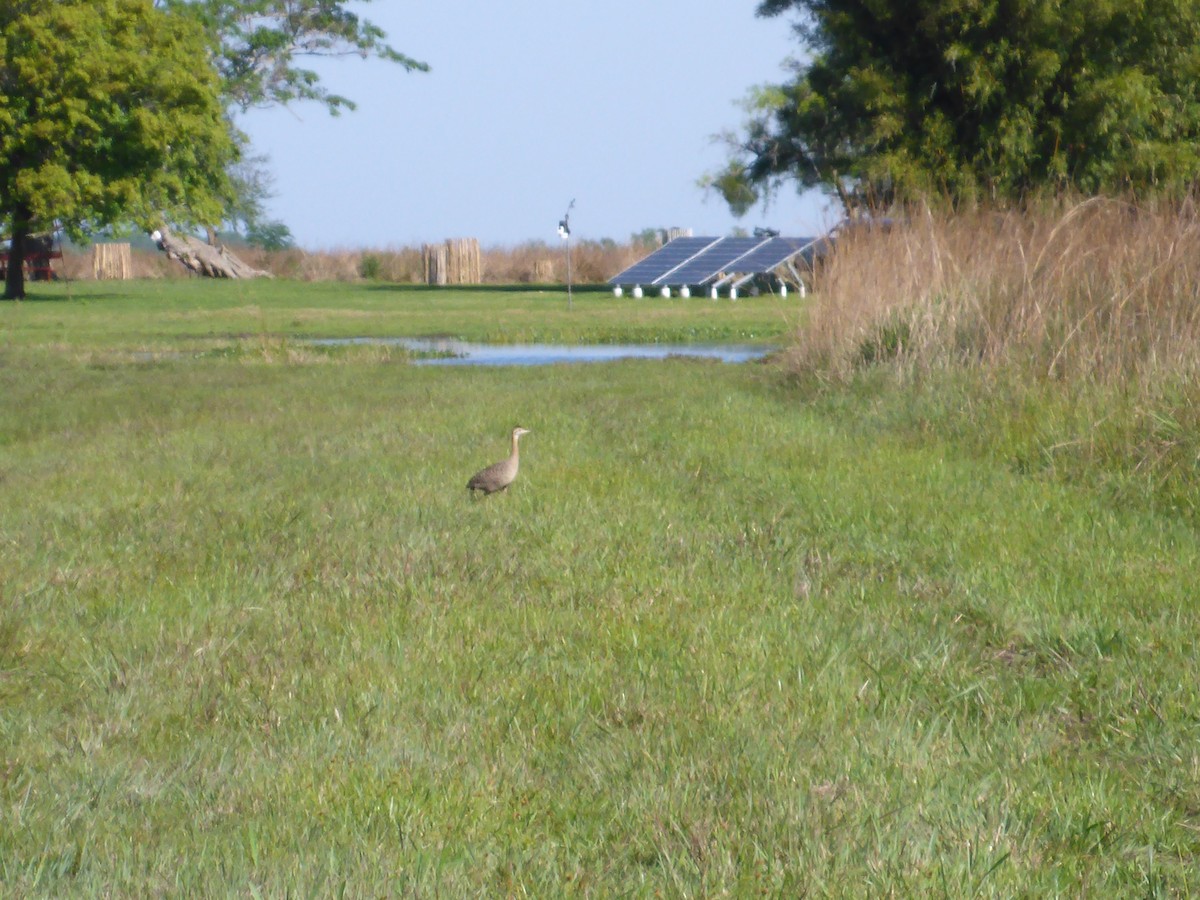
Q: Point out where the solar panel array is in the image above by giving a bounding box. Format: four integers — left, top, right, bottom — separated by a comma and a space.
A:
724, 237, 817, 275
610, 235, 820, 288
663, 236, 767, 286
609, 236, 719, 286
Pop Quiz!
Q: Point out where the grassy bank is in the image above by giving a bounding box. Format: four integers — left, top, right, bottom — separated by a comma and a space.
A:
2, 285, 1199, 893
0, 279, 793, 352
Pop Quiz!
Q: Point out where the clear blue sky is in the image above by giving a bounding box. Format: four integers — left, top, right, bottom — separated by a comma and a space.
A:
237, 2, 836, 249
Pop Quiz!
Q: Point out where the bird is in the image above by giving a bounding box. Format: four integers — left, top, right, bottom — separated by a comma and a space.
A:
466, 426, 531, 495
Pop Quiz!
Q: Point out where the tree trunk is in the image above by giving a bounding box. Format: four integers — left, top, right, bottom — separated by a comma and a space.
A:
154, 226, 271, 279
3, 205, 31, 300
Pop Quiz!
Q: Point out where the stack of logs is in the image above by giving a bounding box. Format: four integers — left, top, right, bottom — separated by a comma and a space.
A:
422, 238, 481, 285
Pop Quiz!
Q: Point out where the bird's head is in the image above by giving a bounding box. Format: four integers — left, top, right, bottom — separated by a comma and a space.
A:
512, 426, 531, 440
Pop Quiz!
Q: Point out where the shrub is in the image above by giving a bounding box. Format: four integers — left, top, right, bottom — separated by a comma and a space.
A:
358, 253, 382, 280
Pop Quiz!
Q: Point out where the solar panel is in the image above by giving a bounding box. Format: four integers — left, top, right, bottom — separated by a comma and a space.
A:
656, 236, 772, 286
608, 237, 720, 286
724, 236, 820, 274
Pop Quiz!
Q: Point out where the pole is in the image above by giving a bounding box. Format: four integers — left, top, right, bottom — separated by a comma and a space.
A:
559, 198, 575, 310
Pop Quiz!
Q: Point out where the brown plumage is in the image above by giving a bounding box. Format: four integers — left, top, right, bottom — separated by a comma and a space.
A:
467, 426, 531, 494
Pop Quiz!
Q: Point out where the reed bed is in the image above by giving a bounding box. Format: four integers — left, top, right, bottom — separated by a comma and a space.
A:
479, 239, 646, 284
790, 198, 1200, 523
793, 199, 1200, 385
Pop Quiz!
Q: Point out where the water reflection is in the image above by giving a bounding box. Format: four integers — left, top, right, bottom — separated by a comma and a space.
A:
312, 337, 772, 366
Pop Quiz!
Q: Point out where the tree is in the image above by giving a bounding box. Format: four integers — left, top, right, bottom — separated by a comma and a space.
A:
159, 0, 428, 115
223, 150, 294, 249
1, 0, 238, 299
156, 1, 427, 259
711, 0, 1200, 217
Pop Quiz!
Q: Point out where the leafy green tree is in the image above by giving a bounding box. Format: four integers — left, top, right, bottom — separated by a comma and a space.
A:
243, 220, 294, 251
159, 0, 428, 115
630, 228, 661, 248
159, 1, 428, 248
1, 0, 238, 298
712, 0, 1200, 216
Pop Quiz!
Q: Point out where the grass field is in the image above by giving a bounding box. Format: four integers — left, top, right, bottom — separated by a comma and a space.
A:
3, 282, 1199, 895
0, 280, 793, 352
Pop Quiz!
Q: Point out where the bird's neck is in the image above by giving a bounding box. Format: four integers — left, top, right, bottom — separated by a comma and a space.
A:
510, 435, 521, 458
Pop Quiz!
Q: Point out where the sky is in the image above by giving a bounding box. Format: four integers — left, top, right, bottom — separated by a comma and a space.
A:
237, 1, 838, 250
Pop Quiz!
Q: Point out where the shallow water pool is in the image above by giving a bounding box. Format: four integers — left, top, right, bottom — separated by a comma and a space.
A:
312, 337, 773, 366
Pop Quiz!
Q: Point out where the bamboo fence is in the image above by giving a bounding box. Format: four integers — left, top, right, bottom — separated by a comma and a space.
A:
422, 238, 482, 285
92, 243, 132, 280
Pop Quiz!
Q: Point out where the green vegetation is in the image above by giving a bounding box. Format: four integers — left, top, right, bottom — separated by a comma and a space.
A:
0, 0, 237, 299
162, 0, 427, 244
0, 280, 795, 350
713, 0, 1200, 213
3, 0, 426, 298
163, 0, 426, 115
3, 282, 1199, 893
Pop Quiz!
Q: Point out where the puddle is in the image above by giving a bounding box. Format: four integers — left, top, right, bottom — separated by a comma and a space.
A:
312, 337, 773, 366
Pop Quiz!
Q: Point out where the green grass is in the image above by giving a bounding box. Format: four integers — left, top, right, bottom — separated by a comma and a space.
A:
0, 279, 794, 352
2, 284, 1199, 894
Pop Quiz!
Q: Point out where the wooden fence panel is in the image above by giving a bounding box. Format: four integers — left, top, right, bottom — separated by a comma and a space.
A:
422, 238, 481, 285
92, 243, 132, 280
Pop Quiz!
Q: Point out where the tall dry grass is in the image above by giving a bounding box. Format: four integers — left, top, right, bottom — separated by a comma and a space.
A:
54, 239, 645, 285
480, 240, 645, 284
792, 199, 1200, 387
791, 199, 1200, 521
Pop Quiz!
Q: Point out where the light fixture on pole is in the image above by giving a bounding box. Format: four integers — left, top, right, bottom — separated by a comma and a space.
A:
558, 199, 574, 309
